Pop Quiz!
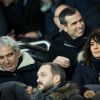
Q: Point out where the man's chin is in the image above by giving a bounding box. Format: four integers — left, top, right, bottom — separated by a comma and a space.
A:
5, 68, 16, 72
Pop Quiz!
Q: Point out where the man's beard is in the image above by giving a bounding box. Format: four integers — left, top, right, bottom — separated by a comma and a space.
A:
38, 82, 54, 92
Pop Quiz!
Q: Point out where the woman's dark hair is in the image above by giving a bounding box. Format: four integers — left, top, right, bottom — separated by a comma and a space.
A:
83, 28, 100, 65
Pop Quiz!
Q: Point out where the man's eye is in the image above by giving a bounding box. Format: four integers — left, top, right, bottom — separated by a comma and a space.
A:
41, 74, 46, 77
0, 56, 4, 59
7, 53, 14, 57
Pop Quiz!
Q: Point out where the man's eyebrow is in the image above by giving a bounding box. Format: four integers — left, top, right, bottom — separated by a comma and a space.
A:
37, 72, 46, 75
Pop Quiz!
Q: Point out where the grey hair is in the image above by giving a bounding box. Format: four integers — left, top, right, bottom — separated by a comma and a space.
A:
0, 36, 20, 53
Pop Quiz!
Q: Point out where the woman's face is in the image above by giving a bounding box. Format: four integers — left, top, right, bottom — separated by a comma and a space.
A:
90, 39, 100, 59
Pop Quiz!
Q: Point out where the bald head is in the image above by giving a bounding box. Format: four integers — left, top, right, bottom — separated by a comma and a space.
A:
54, 4, 69, 17
53, 4, 69, 30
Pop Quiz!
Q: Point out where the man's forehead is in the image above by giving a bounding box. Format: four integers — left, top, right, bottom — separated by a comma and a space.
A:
38, 64, 51, 74
65, 11, 82, 22
55, 5, 68, 16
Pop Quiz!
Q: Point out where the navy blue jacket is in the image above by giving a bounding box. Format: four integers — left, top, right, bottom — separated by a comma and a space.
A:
72, 61, 99, 87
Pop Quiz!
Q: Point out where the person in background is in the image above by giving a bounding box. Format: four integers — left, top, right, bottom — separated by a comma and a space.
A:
0, 0, 45, 40
0, 9, 7, 36
53, 4, 69, 32
0, 36, 38, 87
55, 0, 100, 30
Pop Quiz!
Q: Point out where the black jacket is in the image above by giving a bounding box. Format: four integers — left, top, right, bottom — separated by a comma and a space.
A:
72, 61, 98, 87
32, 81, 83, 100
72, 55, 100, 87
47, 31, 88, 80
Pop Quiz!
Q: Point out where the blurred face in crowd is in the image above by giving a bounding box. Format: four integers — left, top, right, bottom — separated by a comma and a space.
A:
0, 46, 20, 72
90, 39, 100, 59
63, 11, 85, 39
1, 0, 15, 6
40, 0, 52, 12
37, 64, 60, 91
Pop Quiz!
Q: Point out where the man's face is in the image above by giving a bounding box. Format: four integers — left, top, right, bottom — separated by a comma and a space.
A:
64, 11, 85, 39
37, 65, 55, 91
0, 46, 20, 72
1, 0, 14, 6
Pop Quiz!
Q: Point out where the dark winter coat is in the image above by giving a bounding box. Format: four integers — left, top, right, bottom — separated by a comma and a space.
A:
32, 81, 83, 100
47, 31, 88, 80
72, 52, 100, 87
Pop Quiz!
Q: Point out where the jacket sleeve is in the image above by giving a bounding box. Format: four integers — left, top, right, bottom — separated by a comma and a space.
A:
72, 62, 84, 87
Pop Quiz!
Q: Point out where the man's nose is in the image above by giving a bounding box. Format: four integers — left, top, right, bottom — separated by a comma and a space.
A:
4, 57, 9, 64
77, 22, 83, 27
94, 44, 99, 49
37, 77, 40, 83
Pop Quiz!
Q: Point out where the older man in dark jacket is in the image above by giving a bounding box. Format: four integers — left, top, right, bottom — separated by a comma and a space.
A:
0, 36, 38, 87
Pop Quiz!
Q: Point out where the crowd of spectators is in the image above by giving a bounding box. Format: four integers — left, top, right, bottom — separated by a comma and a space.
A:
0, 0, 100, 100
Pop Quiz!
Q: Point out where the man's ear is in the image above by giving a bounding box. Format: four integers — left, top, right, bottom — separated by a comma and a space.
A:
61, 24, 67, 32
53, 74, 61, 84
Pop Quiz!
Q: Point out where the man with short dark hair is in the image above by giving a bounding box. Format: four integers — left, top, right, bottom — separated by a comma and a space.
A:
37, 62, 66, 91
47, 7, 89, 80
32, 62, 83, 100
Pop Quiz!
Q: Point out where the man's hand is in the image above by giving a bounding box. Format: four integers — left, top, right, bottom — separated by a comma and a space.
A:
84, 90, 96, 99
53, 56, 70, 68
24, 31, 39, 39
25, 86, 37, 95
25, 86, 33, 95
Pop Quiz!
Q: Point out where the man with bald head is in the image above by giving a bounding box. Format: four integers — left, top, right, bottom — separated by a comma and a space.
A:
44, 4, 69, 42
53, 4, 69, 31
